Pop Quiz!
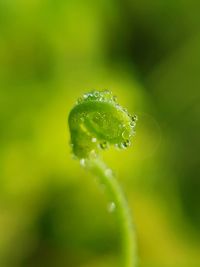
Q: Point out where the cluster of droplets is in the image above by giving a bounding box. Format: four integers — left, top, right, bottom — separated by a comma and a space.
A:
76, 89, 118, 105
83, 91, 135, 146
89, 111, 137, 152
99, 140, 109, 150
115, 113, 138, 150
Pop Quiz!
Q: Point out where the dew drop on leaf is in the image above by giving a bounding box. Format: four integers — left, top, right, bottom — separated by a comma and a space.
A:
99, 141, 108, 150
122, 129, 131, 139
122, 140, 131, 148
130, 121, 136, 128
122, 107, 128, 113
94, 91, 99, 98
113, 95, 117, 102
83, 93, 88, 99
132, 115, 138, 122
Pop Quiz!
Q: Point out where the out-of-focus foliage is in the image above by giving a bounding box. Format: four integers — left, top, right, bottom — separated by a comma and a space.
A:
0, 0, 200, 267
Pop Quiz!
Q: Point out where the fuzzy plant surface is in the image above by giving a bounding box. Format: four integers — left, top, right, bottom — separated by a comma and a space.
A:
68, 90, 138, 267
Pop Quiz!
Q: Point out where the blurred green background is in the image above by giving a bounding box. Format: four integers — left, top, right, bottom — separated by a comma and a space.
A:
0, 0, 200, 267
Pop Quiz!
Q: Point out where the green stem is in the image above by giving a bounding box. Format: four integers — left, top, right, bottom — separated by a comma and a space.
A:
85, 157, 137, 267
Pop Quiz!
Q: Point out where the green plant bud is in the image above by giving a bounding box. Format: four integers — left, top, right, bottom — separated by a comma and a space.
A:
68, 90, 137, 159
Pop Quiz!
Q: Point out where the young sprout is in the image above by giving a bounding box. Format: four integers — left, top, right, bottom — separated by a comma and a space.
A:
68, 90, 138, 267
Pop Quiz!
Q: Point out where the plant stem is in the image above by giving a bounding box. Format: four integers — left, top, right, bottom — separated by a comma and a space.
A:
85, 157, 137, 267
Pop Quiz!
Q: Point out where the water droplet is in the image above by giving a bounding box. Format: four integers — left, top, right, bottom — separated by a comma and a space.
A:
91, 137, 97, 143
122, 129, 131, 139
105, 168, 113, 177
122, 140, 131, 148
117, 140, 131, 150
94, 91, 99, 98
116, 104, 121, 109
132, 115, 138, 122
130, 121, 136, 128
107, 202, 116, 213
103, 89, 110, 94
113, 95, 117, 102
102, 90, 112, 101
80, 158, 86, 167
99, 141, 108, 150
83, 93, 88, 99
87, 94, 92, 99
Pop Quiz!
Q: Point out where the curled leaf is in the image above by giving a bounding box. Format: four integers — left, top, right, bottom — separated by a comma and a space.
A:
68, 90, 137, 159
